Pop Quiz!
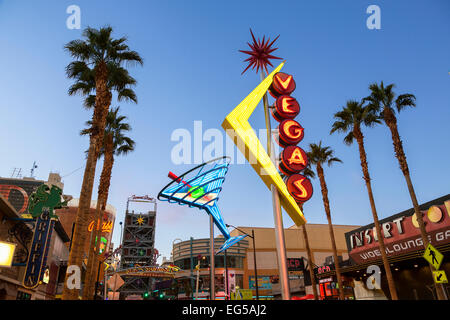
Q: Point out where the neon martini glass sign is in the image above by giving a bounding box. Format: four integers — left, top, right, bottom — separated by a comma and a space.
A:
158, 157, 248, 253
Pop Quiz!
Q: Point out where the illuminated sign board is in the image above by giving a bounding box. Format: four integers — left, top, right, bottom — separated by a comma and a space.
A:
277, 120, 304, 148
0, 241, 16, 267
42, 267, 50, 284
345, 196, 450, 264
271, 95, 300, 122
249, 276, 273, 290
285, 174, 314, 203
87, 220, 113, 233
287, 258, 305, 271
268, 70, 313, 206
94, 236, 108, 255
279, 146, 308, 176
117, 265, 179, 278
221, 62, 306, 226
23, 211, 55, 289
317, 266, 331, 274
269, 72, 296, 97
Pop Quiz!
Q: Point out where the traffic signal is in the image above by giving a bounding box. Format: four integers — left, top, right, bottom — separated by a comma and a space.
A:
142, 291, 150, 299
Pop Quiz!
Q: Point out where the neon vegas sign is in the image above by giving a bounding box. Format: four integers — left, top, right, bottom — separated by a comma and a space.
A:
222, 62, 307, 226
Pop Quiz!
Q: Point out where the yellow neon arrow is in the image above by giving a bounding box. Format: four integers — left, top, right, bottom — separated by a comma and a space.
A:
221, 61, 306, 226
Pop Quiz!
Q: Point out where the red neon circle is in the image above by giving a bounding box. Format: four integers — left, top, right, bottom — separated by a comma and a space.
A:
285, 174, 313, 203
272, 95, 300, 122
280, 146, 308, 174
269, 72, 296, 98
277, 120, 304, 147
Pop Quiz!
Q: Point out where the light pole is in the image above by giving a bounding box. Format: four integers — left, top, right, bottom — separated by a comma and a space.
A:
224, 249, 228, 300
210, 215, 215, 301
119, 221, 123, 244
171, 238, 182, 299
171, 238, 182, 261
119, 221, 123, 268
226, 224, 259, 300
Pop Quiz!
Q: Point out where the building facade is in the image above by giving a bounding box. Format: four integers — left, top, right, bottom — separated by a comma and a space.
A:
171, 223, 359, 300
317, 194, 450, 300
172, 237, 249, 300
230, 224, 357, 299
0, 174, 70, 300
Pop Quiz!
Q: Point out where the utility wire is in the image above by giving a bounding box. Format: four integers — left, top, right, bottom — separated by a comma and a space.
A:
62, 165, 85, 178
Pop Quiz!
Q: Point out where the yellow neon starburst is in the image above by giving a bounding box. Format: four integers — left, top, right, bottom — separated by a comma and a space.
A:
136, 216, 145, 225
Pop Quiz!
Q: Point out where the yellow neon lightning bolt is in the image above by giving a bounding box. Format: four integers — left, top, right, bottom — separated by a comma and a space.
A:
221, 61, 307, 226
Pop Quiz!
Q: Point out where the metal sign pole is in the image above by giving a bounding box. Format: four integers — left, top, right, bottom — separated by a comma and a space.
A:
261, 71, 291, 300
195, 265, 200, 300
210, 214, 215, 300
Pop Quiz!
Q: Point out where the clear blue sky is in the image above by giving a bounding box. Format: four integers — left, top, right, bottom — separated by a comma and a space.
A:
0, 0, 449, 263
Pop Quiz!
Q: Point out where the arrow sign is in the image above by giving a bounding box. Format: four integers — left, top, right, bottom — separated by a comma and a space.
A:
433, 270, 448, 284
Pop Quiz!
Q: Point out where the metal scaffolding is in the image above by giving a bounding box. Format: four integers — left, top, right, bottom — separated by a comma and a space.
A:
118, 195, 157, 298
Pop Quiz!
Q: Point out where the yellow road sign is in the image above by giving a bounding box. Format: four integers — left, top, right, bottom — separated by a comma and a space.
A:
423, 244, 443, 270
221, 61, 307, 226
231, 289, 253, 300
433, 271, 448, 284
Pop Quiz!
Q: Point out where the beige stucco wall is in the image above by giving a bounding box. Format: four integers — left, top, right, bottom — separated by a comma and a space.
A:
229, 223, 360, 292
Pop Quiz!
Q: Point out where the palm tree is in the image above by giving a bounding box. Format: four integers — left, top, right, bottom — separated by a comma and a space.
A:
63, 26, 143, 300
307, 142, 345, 300
296, 166, 320, 300
81, 107, 135, 299
364, 82, 446, 300
331, 99, 398, 300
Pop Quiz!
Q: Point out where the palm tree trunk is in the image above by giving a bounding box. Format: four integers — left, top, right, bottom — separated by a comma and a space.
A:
82, 191, 105, 299
300, 219, 319, 300
316, 164, 345, 300
62, 138, 98, 300
84, 134, 114, 299
354, 126, 398, 300
62, 61, 111, 300
384, 108, 447, 300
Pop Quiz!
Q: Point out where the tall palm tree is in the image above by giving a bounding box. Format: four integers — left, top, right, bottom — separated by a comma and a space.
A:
331, 99, 398, 300
364, 82, 446, 300
81, 107, 135, 299
63, 26, 143, 300
307, 142, 345, 300
296, 166, 320, 300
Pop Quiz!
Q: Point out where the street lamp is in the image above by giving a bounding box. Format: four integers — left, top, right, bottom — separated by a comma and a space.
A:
119, 221, 123, 245
226, 224, 259, 300
172, 238, 182, 261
